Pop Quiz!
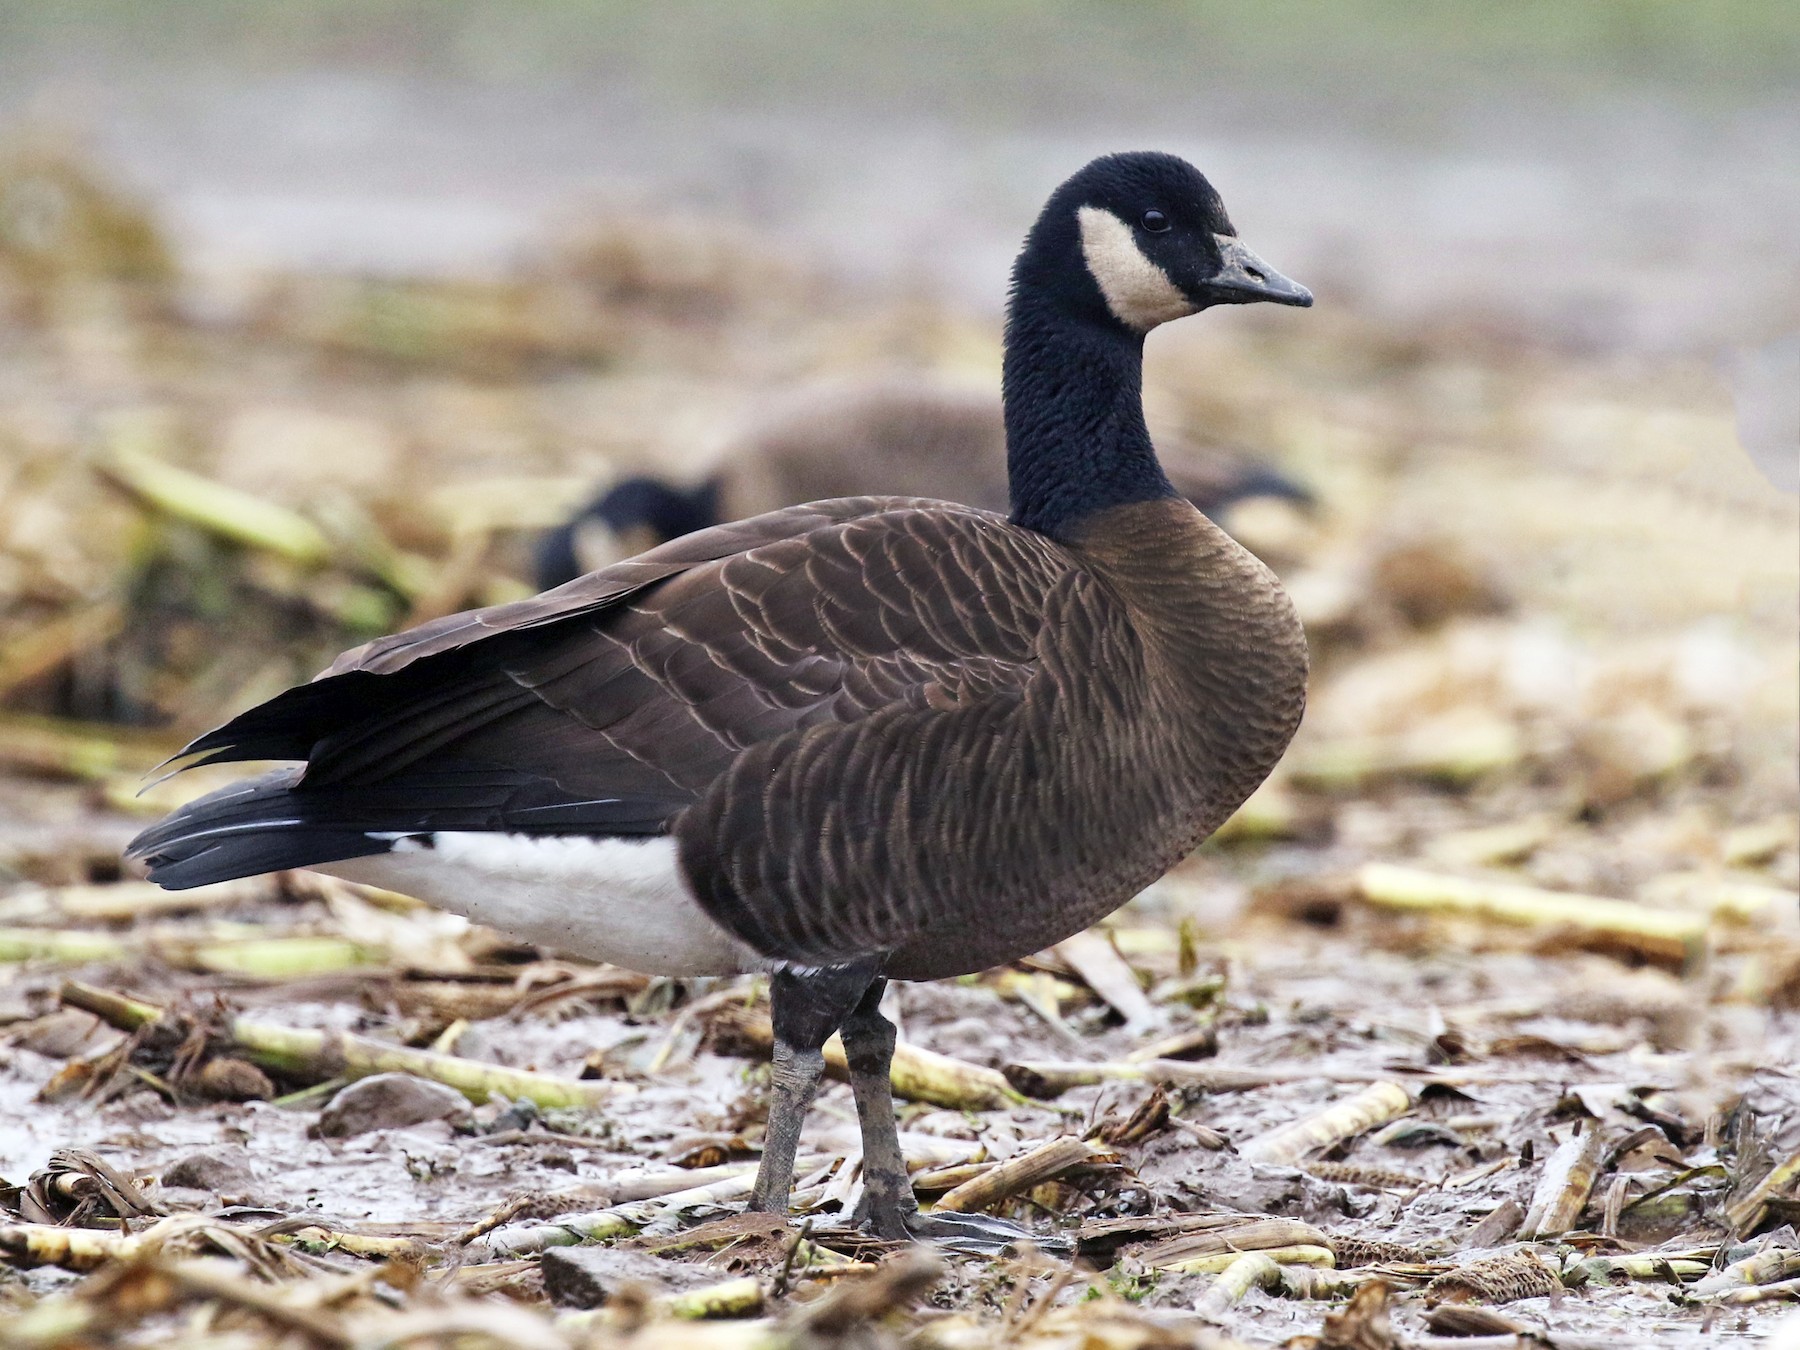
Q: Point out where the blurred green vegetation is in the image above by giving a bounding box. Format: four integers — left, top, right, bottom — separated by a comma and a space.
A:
4, 1, 1796, 118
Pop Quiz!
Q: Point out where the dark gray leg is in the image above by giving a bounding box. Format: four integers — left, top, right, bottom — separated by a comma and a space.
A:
748, 1037, 825, 1214
842, 979, 915, 1238
747, 961, 881, 1218
841, 981, 1071, 1255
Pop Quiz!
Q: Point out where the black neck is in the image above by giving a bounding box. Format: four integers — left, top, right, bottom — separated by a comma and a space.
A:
1003, 293, 1177, 540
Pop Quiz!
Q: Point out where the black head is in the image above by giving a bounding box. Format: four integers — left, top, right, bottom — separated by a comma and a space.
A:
1012, 151, 1311, 334
534, 476, 722, 589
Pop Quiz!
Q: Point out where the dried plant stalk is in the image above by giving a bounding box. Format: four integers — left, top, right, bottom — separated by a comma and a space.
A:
1139, 1218, 1330, 1269
477, 1172, 762, 1258
0, 1216, 195, 1272
1712, 1277, 1800, 1306
60, 979, 614, 1109
1290, 717, 1523, 788
1237, 1081, 1412, 1165
661, 1276, 766, 1320
0, 927, 130, 964
6, 928, 379, 975
1575, 1252, 1712, 1285
0, 877, 273, 924
932, 1137, 1102, 1214
557, 1274, 770, 1326
1725, 1143, 1800, 1237
1161, 1245, 1335, 1276
1003, 1059, 1319, 1098
1054, 930, 1156, 1031
1356, 863, 1705, 969
608, 1156, 827, 1204
227, 1018, 616, 1108
1123, 1021, 1218, 1063
1305, 1162, 1425, 1190
1193, 1252, 1281, 1321
59, 980, 166, 1030
711, 1004, 1022, 1110
1695, 1247, 1800, 1297
0, 713, 169, 783
99, 437, 334, 566
1519, 1126, 1609, 1240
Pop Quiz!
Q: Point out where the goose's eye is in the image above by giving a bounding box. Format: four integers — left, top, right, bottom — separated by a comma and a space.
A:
1139, 209, 1170, 233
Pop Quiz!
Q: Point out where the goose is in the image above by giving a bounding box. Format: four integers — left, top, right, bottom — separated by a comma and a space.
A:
535, 378, 1312, 588
127, 151, 1312, 1246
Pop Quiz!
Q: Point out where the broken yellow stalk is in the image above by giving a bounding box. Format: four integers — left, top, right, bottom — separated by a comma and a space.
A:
0, 877, 272, 924
931, 1137, 1103, 1214
1355, 863, 1706, 969
10, 930, 379, 976
1163, 1245, 1335, 1276
278, 1227, 429, 1262
1712, 1277, 1800, 1306
227, 1018, 616, 1108
0, 712, 168, 782
1054, 930, 1156, 1031
608, 1156, 829, 1204
1003, 1059, 1299, 1098
663, 1277, 766, 1320
181, 935, 380, 978
1519, 1126, 1608, 1240
713, 1006, 1023, 1110
1290, 717, 1523, 790
1575, 1252, 1711, 1285
910, 1162, 991, 1194
0, 927, 130, 964
98, 438, 334, 566
60, 980, 613, 1109
60, 980, 165, 1030
1237, 1082, 1412, 1166
1193, 1252, 1282, 1321
1695, 1247, 1800, 1297
1726, 1143, 1800, 1237
1140, 1218, 1332, 1273
553, 1278, 769, 1333
479, 1172, 761, 1258
0, 1221, 153, 1271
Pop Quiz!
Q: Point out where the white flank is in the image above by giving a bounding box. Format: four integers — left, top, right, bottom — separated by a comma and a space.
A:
319, 833, 761, 977
1076, 205, 1195, 331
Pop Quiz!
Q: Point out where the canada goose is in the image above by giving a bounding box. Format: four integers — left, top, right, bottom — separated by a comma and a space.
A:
536, 380, 1312, 588
127, 152, 1312, 1246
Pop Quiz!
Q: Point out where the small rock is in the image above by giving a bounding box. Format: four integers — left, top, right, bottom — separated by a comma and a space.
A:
316, 1073, 472, 1139
540, 1246, 716, 1310
162, 1146, 255, 1195
191, 1057, 275, 1101
11, 1010, 102, 1058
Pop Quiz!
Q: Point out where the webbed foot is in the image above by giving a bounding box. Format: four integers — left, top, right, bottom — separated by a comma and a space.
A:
853, 1194, 1072, 1256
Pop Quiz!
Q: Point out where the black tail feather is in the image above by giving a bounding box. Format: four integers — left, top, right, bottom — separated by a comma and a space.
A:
126, 764, 676, 890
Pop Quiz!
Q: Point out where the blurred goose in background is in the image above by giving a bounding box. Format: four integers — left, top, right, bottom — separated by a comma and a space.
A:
535, 377, 1312, 588
129, 151, 1312, 1247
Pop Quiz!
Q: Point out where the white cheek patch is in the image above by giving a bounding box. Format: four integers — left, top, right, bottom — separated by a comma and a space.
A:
1077, 205, 1196, 331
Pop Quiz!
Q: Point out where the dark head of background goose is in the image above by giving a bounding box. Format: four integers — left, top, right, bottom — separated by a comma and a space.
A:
127, 151, 1311, 1252
535, 375, 1313, 591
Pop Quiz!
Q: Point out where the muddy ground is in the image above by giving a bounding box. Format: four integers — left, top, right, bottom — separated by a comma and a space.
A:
0, 137, 1797, 1348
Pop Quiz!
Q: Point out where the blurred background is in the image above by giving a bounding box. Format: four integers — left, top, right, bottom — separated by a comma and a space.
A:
0, 2, 1792, 923
0, 7, 1797, 1336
